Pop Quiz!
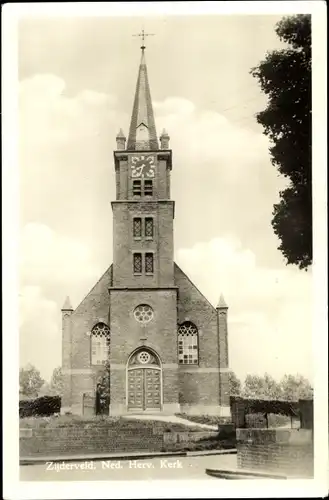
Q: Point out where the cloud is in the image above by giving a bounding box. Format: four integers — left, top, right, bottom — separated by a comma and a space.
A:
19, 222, 105, 380
20, 222, 102, 304
154, 96, 270, 167
177, 236, 312, 382
19, 286, 60, 381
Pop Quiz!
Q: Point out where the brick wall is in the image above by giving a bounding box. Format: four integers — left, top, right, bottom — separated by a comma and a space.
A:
20, 427, 163, 457
20, 426, 216, 458
114, 153, 171, 202
61, 266, 113, 412
236, 428, 313, 478
109, 288, 179, 413
61, 145, 231, 415
112, 151, 174, 289
299, 399, 313, 430
178, 372, 219, 406
174, 264, 230, 412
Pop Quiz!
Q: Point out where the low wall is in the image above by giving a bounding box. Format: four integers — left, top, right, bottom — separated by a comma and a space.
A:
236, 428, 313, 478
20, 426, 217, 458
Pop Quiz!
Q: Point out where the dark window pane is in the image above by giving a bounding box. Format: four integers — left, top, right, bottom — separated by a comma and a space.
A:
133, 180, 142, 196
133, 218, 142, 238
144, 180, 153, 196
145, 253, 154, 273
145, 218, 154, 238
133, 253, 142, 273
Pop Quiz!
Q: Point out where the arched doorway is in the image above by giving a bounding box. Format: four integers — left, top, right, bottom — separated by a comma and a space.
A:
127, 348, 162, 411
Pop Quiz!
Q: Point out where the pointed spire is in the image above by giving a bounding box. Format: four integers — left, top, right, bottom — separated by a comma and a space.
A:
216, 293, 228, 309
62, 296, 73, 311
127, 49, 159, 151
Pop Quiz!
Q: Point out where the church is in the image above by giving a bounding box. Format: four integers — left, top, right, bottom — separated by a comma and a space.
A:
61, 41, 231, 417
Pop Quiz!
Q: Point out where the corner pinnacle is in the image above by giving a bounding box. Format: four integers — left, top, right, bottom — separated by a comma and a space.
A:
62, 296, 73, 311
216, 293, 228, 309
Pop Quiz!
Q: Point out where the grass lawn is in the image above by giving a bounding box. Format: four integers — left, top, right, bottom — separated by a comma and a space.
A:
175, 413, 231, 426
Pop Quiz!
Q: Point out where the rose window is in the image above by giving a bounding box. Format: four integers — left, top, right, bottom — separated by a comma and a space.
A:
134, 304, 154, 324
138, 351, 151, 364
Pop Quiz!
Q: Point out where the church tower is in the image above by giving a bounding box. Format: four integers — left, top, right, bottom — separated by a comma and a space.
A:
112, 47, 174, 290
109, 44, 179, 415
60, 39, 231, 418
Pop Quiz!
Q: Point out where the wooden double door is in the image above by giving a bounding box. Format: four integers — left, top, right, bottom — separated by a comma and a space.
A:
128, 368, 161, 410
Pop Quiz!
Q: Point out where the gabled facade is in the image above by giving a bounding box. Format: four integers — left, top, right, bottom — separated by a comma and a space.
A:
61, 46, 231, 417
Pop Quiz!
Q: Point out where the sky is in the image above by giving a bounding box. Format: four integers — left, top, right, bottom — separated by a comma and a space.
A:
18, 13, 313, 384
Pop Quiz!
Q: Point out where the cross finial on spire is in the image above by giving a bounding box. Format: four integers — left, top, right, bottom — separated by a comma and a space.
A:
127, 30, 159, 151
132, 29, 155, 51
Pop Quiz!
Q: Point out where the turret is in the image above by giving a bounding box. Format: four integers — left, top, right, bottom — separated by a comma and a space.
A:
216, 293, 230, 411
62, 296, 73, 313
160, 129, 170, 149
61, 296, 74, 414
216, 293, 228, 311
116, 129, 126, 150
216, 294, 229, 367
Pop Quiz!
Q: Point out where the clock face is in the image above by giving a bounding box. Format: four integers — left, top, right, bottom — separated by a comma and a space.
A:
131, 155, 156, 178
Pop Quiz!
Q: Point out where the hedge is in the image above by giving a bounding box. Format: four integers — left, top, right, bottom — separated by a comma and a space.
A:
19, 395, 61, 418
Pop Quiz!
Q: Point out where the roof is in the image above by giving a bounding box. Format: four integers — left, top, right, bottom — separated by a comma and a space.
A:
126, 49, 159, 151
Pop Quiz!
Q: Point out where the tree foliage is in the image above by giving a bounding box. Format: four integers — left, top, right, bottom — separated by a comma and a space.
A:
228, 371, 242, 396
280, 373, 313, 401
251, 14, 312, 269
241, 372, 313, 401
50, 367, 64, 396
96, 361, 111, 415
19, 364, 44, 398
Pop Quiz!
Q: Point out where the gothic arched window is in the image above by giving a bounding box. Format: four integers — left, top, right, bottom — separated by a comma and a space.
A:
91, 323, 110, 365
178, 322, 199, 364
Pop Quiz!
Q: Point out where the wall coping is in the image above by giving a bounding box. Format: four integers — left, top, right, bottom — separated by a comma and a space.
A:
20, 426, 214, 435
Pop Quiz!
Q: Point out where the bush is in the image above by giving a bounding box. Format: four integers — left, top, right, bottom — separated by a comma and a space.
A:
19, 395, 61, 418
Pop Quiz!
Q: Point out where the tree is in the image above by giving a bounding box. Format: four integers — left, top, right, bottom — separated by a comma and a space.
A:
38, 381, 52, 396
19, 364, 44, 398
280, 374, 313, 401
242, 374, 267, 399
251, 15, 311, 270
262, 372, 283, 400
241, 372, 313, 401
96, 361, 110, 415
50, 367, 64, 396
242, 373, 282, 400
228, 371, 242, 396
